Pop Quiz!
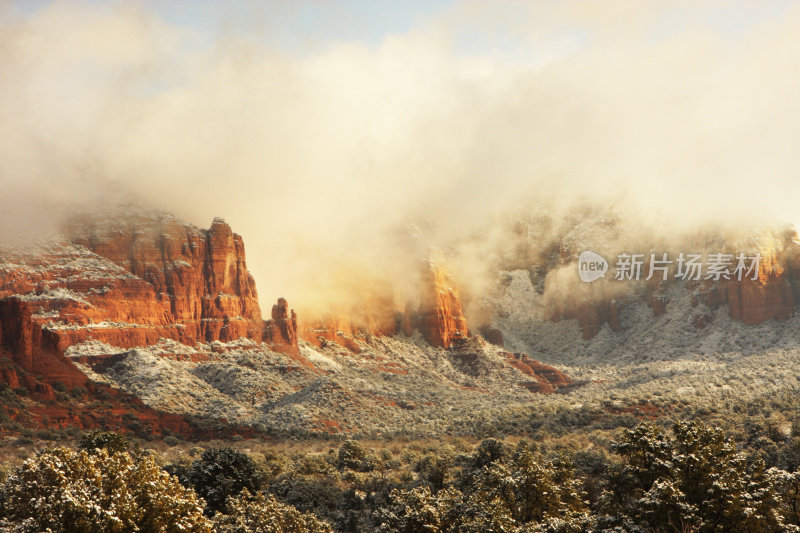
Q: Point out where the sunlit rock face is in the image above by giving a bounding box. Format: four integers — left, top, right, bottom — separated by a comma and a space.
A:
0, 212, 297, 390
416, 261, 469, 349
67, 213, 264, 343
298, 261, 470, 350
266, 297, 300, 357
299, 284, 400, 353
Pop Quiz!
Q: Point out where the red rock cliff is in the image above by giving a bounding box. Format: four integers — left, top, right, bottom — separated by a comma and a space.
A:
537, 232, 800, 339
727, 247, 795, 325
0, 212, 296, 435
298, 261, 470, 350
417, 262, 469, 348
67, 214, 263, 343
1, 211, 298, 366
299, 284, 400, 351
265, 298, 299, 356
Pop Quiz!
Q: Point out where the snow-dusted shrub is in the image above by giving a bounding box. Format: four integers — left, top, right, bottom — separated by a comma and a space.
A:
212, 489, 333, 533
186, 447, 264, 516
0, 446, 210, 532
77, 429, 130, 455
600, 421, 791, 532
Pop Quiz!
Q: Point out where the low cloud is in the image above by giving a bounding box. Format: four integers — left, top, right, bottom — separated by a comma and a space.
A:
1, 0, 798, 316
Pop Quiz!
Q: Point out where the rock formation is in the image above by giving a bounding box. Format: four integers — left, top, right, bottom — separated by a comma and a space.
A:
727, 247, 795, 325
0, 211, 303, 387
299, 261, 470, 350
417, 261, 469, 348
549, 299, 622, 340
67, 214, 263, 343
299, 284, 400, 351
0, 212, 303, 436
0, 209, 577, 439
532, 231, 800, 339
502, 352, 572, 393
265, 298, 300, 356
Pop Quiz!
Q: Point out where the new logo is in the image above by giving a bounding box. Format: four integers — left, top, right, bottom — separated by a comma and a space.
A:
578, 250, 608, 283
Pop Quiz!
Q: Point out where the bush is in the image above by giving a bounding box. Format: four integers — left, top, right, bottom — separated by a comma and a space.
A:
213, 488, 333, 533
187, 447, 264, 516
78, 430, 130, 455
471, 438, 506, 470
378, 486, 461, 533
337, 440, 368, 471
457, 443, 589, 532
601, 421, 790, 532
336, 440, 379, 472
0, 446, 211, 532
414, 452, 454, 493
70, 386, 87, 399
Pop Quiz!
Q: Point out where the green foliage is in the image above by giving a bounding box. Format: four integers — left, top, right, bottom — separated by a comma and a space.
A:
769, 468, 800, 527
260, 449, 290, 483
213, 488, 333, 533
164, 459, 192, 488
414, 451, 455, 493
337, 440, 374, 472
379, 441, 588, 533
77, 430, 130, 455
0, 446, 210, 532
4, 422, 800, 532
379, 486, 461, 533
186, 447, 264, 516
268, 476, 347, 525
297, 453, 337, 476
471, 438, 506, 470
602, 420, 791, 532
457, 442, 589, 532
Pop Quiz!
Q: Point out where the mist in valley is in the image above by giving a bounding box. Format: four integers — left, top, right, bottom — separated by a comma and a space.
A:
2, 0, 799, 321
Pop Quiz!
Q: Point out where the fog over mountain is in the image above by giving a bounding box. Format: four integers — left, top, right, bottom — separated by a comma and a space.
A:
2, 0, 799, 315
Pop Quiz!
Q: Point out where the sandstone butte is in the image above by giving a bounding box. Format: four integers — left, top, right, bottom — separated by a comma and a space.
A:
0, 213, 480, 385
0, 213, 302, 436
0, 212, 574, 435
1, 211, 796, 417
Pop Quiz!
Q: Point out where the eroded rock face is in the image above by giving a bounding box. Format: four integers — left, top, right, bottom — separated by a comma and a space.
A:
417, 262, 469, 348
300, 313, 369, 352
0, 212, 305, 378
298, 262, 471, 350
521, 230, 800, 340
0, 211, 304, 392
537, 264, 626, 340
0, 297, 35, 370
727, 248, 795, 325
0, 213, 295, 436
68, 214, 262, 343
299, 288, 400, 351
0, 210, 579, 437
265, 298, 299, 356
683, 241, 798, 327
554, 300, 622, 340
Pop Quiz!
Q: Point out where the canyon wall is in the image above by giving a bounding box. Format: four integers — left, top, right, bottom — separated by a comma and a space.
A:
299, 261, 469, 350
536, 233, 800, 339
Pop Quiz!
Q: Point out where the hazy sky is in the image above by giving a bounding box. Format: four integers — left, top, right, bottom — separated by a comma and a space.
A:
2, 0, 800, 313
